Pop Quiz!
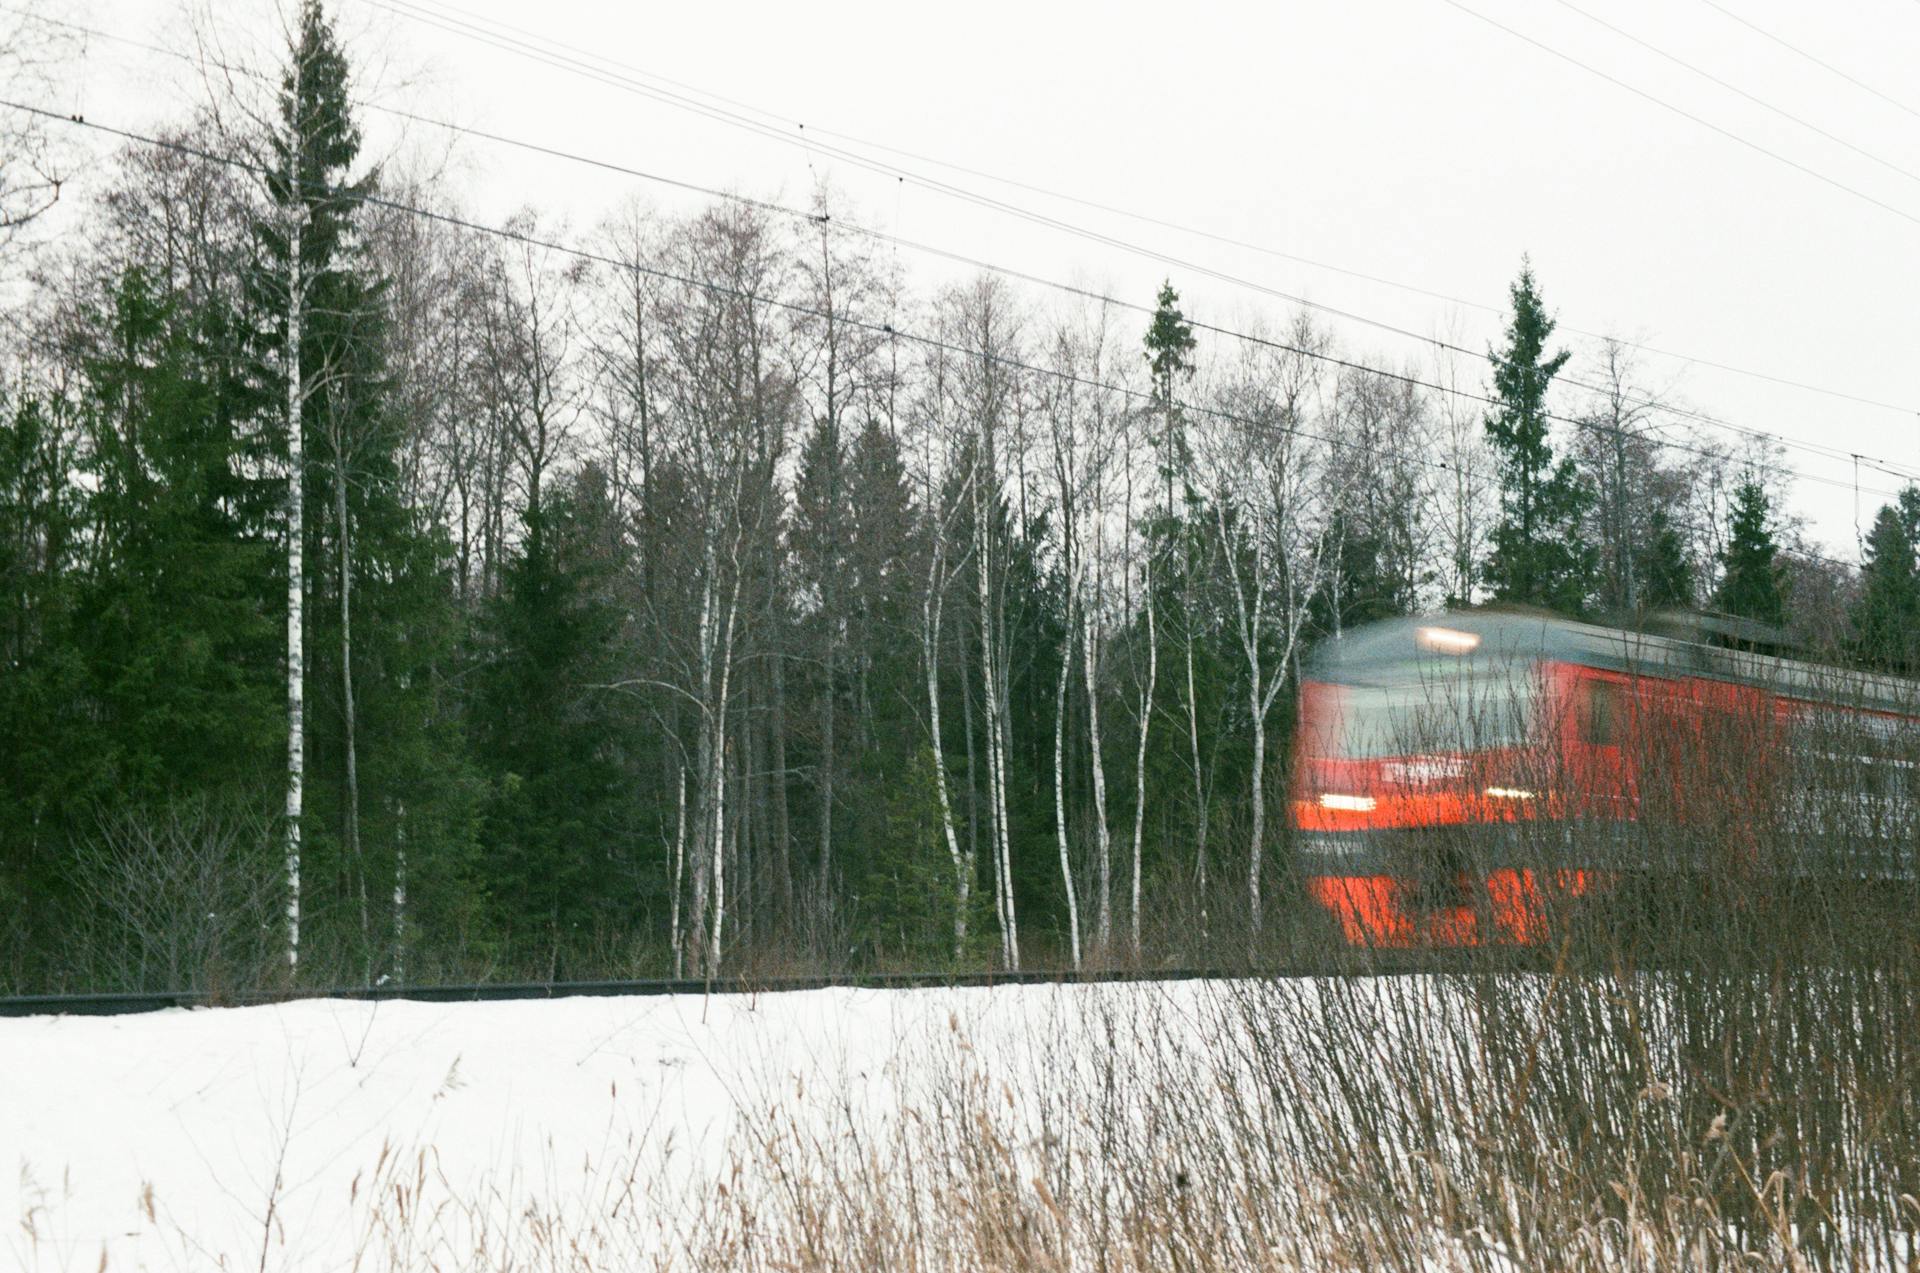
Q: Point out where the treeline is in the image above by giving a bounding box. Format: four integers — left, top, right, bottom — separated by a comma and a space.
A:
4, 4, 1918, 990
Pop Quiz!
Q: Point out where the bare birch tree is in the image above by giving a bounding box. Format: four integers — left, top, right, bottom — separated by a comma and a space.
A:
0, 8, 79, 254
939, 275, 1024, 970
1202, 316, 1343, 935
651, 204, 792, 975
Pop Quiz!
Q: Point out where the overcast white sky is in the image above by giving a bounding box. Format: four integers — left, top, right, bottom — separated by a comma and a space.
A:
28, 0, 1920, 557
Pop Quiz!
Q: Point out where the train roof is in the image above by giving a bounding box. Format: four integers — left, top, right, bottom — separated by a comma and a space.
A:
1306, 610, 1920, 715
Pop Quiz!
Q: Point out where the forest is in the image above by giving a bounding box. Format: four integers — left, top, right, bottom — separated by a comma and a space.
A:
5, 3, 1920, 992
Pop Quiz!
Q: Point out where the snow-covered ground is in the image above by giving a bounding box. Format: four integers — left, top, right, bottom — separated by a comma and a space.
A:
8, 976, 1906, 1271
3, 984, 1111, 1271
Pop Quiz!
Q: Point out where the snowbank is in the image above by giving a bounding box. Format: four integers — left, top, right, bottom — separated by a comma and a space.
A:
4, 982, 1137, 1270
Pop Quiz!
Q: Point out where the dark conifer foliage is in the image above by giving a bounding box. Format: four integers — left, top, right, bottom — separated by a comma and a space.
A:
1638, 508, 1695, 611
471, 466, 629, 973
1715, 479, 1787, 628
1851, 494, 1920, 671
1483, 262, 1598, 614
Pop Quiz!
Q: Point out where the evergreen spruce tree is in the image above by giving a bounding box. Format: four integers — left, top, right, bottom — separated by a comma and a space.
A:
1900, 486, 1920, 558
1144, 281, 1197, 506
1139, 281, 1221, 931
245, 1, 482, 977
471, 466, 628, 974
1637, 507, 1695, 610
0, 387, 89, 975
79, 269, 282, 803
1714, 480, 1786, 628
1483, 261, 1597, 613
1851, 497, 1920, 670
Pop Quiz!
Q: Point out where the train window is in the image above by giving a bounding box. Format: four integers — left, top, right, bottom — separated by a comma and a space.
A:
1582, 680, 1624, 748
1328, 673, 1537, 757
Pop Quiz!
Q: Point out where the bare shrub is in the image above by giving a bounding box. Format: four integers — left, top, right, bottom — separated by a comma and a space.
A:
66, 796, 283, 994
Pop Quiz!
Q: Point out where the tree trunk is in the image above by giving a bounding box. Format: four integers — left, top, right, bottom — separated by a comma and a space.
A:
392, 800, 407, 984
976, 468, 1018, 971
818, 623, 837, 916
670, 765, 687, 980
1185, 632, 1207, 944
770, 643, 793, 925
1131, 584, 1155, 957
334, 452, 366, 975
1248, 677, 1267, 934
1053, 597, 1082, 969
283, 198, 305, 976
1081, 590, 1112, 954
925, 534, 971, 961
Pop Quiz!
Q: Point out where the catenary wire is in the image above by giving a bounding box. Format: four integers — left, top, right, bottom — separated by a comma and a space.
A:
1550, 0, 1920, 189
348, 0, 1920, 418
342, 0, 1920, 485
1435, 0, 1920, 229
0, 97, 1894, 577
29, 5, 1920, 489
346, 0, 1920, 486
1695, 0, 1920, 125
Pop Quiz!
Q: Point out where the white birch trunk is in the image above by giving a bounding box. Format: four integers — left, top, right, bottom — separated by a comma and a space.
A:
1185, 633, 1206, 940
924, 533, 971, 959
708, 731, 728, 975
707, 571, 741, 974
334, 455, 365, 969
283, 189, 305, 975
688, 536, 718, 970
670, 765, 687, 980
1081, 589, 1112, 953
1247, 660, 1267, 932
1130, 582, 1156, 956
1053, 594, 1081, 969
393, 800, 407, 983
975, 469, 1018, 970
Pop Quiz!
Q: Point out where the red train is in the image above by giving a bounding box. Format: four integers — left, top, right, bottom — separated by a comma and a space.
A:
1289, 610, 1920, 946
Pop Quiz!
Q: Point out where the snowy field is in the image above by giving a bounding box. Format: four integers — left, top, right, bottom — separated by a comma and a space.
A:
4, 984, 1138, 1271
7, 975, 1911, 1271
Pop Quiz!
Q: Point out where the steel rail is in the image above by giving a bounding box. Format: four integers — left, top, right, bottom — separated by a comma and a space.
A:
0, 955, 1487, 1018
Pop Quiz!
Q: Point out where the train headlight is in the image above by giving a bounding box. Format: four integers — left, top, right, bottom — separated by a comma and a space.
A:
1319, 793, 1378, 812
1416, 626, 1481, 654
1483, 786, 1535, 801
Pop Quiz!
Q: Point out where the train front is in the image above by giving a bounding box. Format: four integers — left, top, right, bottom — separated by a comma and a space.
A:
1289, 614, 1594, 947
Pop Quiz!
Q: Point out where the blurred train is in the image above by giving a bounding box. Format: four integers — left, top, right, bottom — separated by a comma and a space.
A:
1289, 610, 1920, 946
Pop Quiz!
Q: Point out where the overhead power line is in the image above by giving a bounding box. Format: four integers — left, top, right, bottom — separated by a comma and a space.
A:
362, 102, 1916, 487
341, 0, 1920, 420
337, 0, 1920, 485
349, 0, 1920, 422
17, 8, 1920, 490
11, 11, 1912, 490
1551, 0, 1920, 189
1436, 0, 1920, 230
1694, 0, 1920, 125
0, 97, 1893, 578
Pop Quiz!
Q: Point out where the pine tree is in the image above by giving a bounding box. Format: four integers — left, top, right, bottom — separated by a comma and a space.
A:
1483, 261, 1597, 613
1715, 480, 1786, 627
1851, 496, 1919, 670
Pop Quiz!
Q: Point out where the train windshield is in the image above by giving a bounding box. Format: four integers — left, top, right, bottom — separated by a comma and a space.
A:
1313, 668, 1539, 759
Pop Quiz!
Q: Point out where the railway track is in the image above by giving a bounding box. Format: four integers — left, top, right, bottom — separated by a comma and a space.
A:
0, 953, 1477, 1018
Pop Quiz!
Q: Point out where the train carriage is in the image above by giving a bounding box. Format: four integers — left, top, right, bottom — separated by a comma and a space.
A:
1290, 610, 1920, 946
